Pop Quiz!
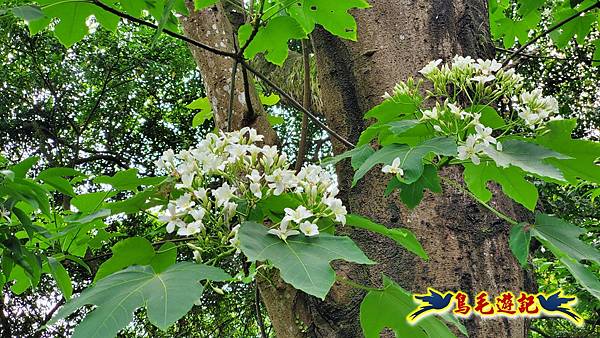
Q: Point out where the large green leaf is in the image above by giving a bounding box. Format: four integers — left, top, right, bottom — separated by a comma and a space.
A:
94, 237, 155, 282
531, 214, 600, 265
48, 257, 73, 300
535, 119, 600, 184
531, 214, 600, 300
49, 263, 230, 337
71, 191, 112, 213
534, 236, 600, 300
297, 0, 370, 40
360, 276, 460, 338
346, 214, 428, 260
186, 97, 214, 127
150, 242, 178, 273
35, 0, 120, 47
94, 169, 165, 191
509, 223, 531, 267
386, 164, 442, 209
463, 161, 538, 211
353, 137, 457, 186
238, 16, 307, 66
239, 221, 374, 299
320, 144, 375, 170
482, 139, 570, 181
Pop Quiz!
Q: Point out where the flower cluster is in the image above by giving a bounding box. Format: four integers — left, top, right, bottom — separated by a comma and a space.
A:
155, 128, 347, 250
377, 56, 561, 170
375, 56, 564, 173
516, 89, 558, 129
418, 55, 523, 100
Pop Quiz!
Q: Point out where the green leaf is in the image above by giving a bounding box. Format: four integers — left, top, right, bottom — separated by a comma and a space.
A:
48, 257, 73, 300
556, 255, 600, 301
346, 214, 428, 260
194, 0, 219, 10
465, 105, 505, 128
66, 208, 111, 225
150, 242, 177, 273
94, 237, 155, 282
238, 16, 307, 65
535, 119, 600, 184
533, 234, 600, 300
593, 40, 600, 67
320, 144, 375, 170
94, 168, 164, 191
387, 119, 421, 135
509, 223, 531, 267
549, 8, 595, 48
259, 93, 281, 106
71, 191, 110, 213
389, 164, 442, 209
12, 5, 45, 22
50, 262, 230, 337
239, 221, 374, 299
531, 214, 600, 265
266, 114, 284, 126
35, 0, 120, 47
360, 276, 458, 338
353, 137, 457, 186
301, 0, 370, 41
186, 97, 214, 127
12, 207, 50, 239
463, 161, 538, 211
10, 156, 39, 178
483, 139, 570, 181
364, 96, 418, 123
516, 0, 544, 16
153, 0, 176, 43
37, 167, 83, 180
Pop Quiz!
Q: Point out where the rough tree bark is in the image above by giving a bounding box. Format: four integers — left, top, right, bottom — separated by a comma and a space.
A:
180, 1, 276, 144
182, 1, 535, 337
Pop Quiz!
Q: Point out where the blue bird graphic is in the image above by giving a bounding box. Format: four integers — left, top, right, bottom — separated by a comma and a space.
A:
537, 291, 581, 324
408, 288, 454, 321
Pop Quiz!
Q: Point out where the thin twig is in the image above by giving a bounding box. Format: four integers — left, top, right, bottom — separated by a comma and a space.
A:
241, 60, 355, 148
295, 39, 311, 171
503, 1, 600, 65
91, 0, 236, 58
89, 0, 356, 148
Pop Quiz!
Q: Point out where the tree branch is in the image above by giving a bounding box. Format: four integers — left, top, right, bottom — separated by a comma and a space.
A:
90, 0, 355, 149
295, 39, 312, 171
91, 0, 236, 59
503, 1, 600, 65
241, 59, 355, 148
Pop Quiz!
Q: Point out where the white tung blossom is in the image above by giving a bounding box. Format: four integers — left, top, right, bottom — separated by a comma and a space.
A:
457, 135, 485, 165
419, 59, 442, 76
382, 157, 404, 177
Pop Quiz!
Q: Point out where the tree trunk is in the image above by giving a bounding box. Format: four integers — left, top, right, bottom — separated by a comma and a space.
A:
180, 2, 276, 144
305, 0, 533, 337
183, 1, 535, 337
